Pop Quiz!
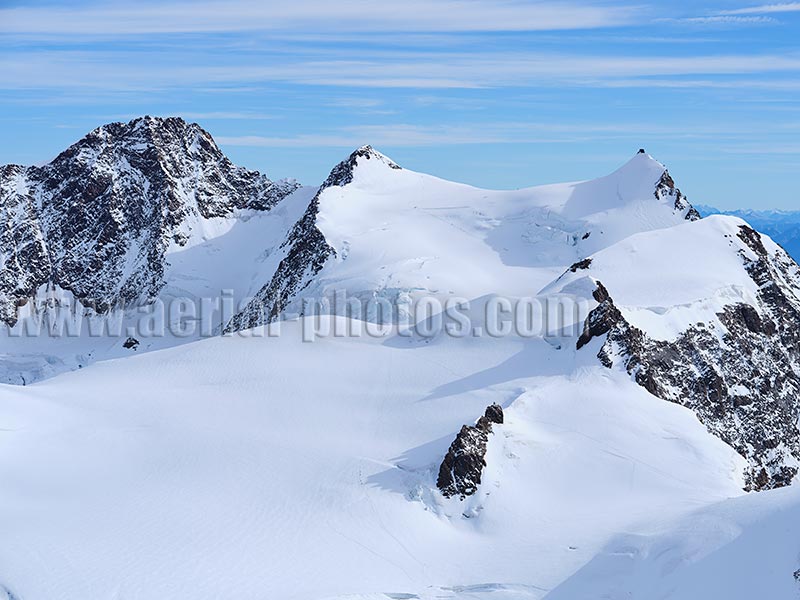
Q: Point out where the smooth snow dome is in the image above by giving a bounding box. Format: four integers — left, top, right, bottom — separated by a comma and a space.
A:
549, 214, 796, 340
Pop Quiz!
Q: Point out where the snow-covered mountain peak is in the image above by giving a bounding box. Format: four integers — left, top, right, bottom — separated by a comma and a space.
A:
558, 150, 697, 221
321, 144, 402, 189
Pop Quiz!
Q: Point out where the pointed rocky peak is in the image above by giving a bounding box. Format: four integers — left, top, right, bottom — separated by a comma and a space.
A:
32, 115, 299, 220
50, 115, 223, 168
321, 145, 401, 189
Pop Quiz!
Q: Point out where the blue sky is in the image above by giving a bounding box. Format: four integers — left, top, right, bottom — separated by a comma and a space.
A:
1, 0, 799, 209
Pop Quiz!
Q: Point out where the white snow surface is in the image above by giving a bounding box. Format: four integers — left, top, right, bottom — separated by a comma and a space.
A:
0, 318, 749, 600
548, 214, 800, 340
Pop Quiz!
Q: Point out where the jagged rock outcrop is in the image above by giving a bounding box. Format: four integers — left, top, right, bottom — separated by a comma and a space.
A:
225, 145, 399, 332
569, 258, 593, 273
0, 116, 299, 325
437, 404, 504, 499
123, 337, 140, 350
656, 170, 700, 221
577, 225, 800, 491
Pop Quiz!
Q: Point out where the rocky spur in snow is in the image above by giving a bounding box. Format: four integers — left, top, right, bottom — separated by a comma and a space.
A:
655, 169, 700, 222
437, 404, 504, 499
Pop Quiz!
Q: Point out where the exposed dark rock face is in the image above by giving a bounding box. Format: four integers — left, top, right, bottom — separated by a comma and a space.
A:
225, 146, 400, 332
576, 282, 624, 354
438, 404, 504, 499
0, 165, 52, 324
484, 403, 504, 425
569, 258, 593, 273
655, 171, 700, 221
0, 116, 299, 326
577, 225, 800, 491
123, 337, 140, 350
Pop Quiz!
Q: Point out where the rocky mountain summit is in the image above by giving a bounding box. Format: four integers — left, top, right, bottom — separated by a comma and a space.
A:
226, 145, 400, 331
0, 116, 299, 325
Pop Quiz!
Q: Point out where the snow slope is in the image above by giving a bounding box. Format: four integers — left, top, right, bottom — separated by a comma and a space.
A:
0, 317, 746, 600
548, 482, 800, 599
546, 214, 787, 340
546, 214, 800, 490
699, 205, 800, 263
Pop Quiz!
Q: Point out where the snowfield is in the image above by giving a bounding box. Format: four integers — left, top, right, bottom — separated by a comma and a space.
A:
0, 318, 749, 600
2, 137, 800, 599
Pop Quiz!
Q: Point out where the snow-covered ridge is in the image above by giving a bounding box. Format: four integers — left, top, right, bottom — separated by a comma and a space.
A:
699, 204, 800, 262
228, 146, 699, 330
551, 215, 800, 490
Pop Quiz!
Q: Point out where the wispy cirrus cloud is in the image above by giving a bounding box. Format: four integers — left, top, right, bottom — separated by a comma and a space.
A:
3, 50, 800, 91
668, 1, 800, 25
0, 0, 641, 36
718, 2, 800, 15
214, 121, 798, 148
585, 78, 800, 90
671, 15, 778, 24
